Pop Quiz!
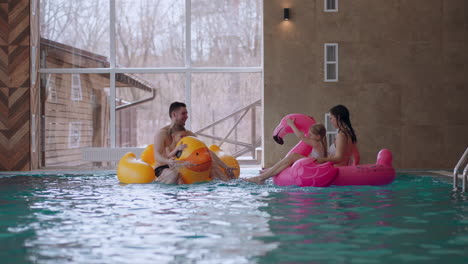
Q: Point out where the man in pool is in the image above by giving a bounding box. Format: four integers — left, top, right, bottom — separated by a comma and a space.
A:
153, 101, 237, 184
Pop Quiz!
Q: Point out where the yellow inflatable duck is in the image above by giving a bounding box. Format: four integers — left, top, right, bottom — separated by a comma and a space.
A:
209, 144, 222, 155
117, 140, 240, 184
219, 154, 240, 179
175, 136, 213, 184
140, 144, 156, 167
209, 144, 240, 179
117, 152, 155, 184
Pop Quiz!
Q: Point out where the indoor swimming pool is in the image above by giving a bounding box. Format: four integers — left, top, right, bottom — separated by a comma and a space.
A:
0, 168, 467, 263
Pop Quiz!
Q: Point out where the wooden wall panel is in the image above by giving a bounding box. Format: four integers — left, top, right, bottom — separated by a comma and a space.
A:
0, 0, 31, 171
0, 4, 8, 46
8, 45, 29, 86
8, 0, 30, 45
0, 88, 30, 170
0, 46, 7, 86
0, 88, 7, 130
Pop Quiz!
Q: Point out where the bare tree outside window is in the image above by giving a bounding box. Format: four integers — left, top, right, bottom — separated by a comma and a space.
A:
191, 0, 262, 67
40, 0, 110, 63
116, 0, 185, 67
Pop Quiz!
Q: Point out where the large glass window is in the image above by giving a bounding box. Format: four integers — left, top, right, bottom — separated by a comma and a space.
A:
191, 73, 261, 155
40, 0, 110, 68
39, 0, 263, 167
116, 0, 185, 67
191, 0, 262, 67
115, 73, 186, 147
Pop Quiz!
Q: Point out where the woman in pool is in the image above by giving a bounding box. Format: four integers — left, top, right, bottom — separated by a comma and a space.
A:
316, 104, 359, 166
245, 105, 359, 185
244, 120, 328, 185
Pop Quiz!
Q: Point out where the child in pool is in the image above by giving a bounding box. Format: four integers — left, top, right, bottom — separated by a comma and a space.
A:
165, 128, 188, 159
245, 119, 327, 184
154, 126, 189, 184
287, 118, 328, 159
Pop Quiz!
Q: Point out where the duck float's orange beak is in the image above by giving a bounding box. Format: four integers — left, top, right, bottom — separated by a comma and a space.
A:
183, 147, 212, 172
175, 136, 212, 184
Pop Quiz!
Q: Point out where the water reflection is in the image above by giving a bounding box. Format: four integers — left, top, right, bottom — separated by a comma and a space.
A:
254, 176, 468, 264
0, 176, 45, 264
14, 175, 278, 263
1, 173, 468, 263
254, 188, 412, 263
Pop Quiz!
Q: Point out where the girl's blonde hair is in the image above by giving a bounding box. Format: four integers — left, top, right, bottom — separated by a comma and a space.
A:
310, 123, 328, 157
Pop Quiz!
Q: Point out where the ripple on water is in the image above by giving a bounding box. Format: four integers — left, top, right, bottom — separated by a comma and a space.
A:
0, 172, 467, 263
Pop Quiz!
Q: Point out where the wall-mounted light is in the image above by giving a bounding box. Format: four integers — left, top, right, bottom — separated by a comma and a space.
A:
284, 8, 290, 21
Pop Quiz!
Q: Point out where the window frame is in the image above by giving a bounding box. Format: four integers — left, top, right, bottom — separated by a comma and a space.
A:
68, 121, 81, 148
70, 73, 83, 101
324, 112, 338, 148
46, 74, 58, 103
324, 0, 338, 12
324, 43, 339, 82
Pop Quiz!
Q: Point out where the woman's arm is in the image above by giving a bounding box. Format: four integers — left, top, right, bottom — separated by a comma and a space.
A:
286, 118, 317, 147
316, 132, 347, 164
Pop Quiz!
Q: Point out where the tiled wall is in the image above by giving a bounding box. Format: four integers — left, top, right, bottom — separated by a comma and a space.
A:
0, 0, 31, 171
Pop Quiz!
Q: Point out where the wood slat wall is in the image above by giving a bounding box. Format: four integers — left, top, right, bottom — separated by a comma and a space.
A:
0, 0, 31, 171
42, 73, 109, 167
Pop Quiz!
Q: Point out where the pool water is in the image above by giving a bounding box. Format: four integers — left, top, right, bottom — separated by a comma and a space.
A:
0, 169, 467, 264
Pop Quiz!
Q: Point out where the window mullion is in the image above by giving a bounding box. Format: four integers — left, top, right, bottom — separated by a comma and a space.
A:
185, 0, 192, 129
110, 0, 117, 148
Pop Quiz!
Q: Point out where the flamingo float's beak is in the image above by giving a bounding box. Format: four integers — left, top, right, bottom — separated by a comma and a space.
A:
273, 130, 284, 145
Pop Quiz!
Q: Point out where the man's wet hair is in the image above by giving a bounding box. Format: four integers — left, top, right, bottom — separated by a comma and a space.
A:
169, 102, 186, 118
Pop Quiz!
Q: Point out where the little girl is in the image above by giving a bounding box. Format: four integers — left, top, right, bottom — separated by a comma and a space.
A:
244, 118, 327, 185
166, 128, 188, 158
287, 118, 328, 159
154, 126, 189, 183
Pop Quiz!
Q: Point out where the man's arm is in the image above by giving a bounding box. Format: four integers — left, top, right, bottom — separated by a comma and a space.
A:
153, 130, 173, 165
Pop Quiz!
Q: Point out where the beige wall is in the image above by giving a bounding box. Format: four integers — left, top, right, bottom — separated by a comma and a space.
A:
263, 0, 468, 169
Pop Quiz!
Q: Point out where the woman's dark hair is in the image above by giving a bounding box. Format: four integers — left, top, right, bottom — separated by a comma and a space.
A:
169, 102, 186, 118
330, 105, 357, 143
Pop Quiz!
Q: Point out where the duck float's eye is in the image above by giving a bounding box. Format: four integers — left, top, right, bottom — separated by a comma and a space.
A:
196, 152, 199, 156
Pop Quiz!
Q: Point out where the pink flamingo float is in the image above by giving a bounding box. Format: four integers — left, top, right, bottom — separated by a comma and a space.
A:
271, 114, 396, 187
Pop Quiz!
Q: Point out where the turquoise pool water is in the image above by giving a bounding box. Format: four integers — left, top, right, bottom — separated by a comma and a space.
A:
0, 169, 467, 264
